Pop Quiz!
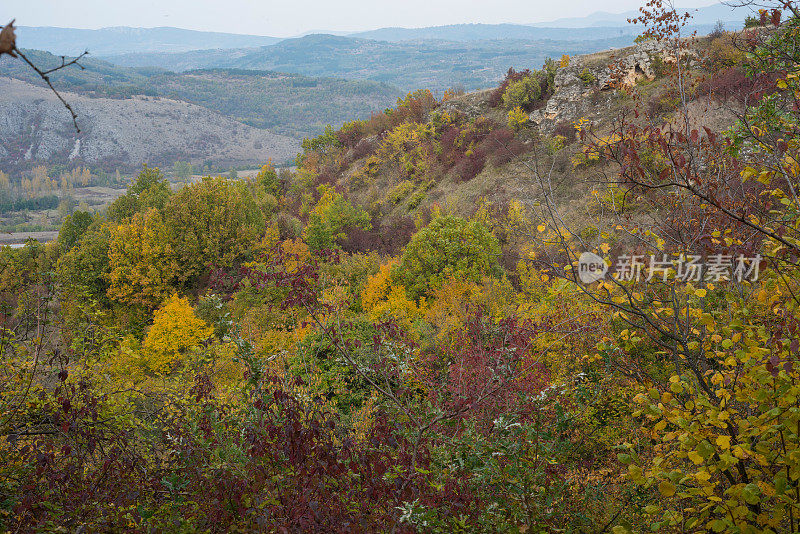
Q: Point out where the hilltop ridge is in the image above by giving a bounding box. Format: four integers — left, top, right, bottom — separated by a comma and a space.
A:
292, 30, 744, 248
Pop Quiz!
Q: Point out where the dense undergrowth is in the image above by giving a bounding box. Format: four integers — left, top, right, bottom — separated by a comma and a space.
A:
4, 2, 800, 532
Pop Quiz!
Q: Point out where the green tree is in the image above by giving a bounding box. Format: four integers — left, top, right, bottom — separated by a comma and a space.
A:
57, 211, 93, 252
164, 177, 264, 286
172, 161, 193, 180
303, 185, 370, 251
301, 124, 341, 152
255, 164, 282, 196
393, 213, 501, 300
502, 75, 541, 111
56, 223, 112, 304
106, 165, 171, 222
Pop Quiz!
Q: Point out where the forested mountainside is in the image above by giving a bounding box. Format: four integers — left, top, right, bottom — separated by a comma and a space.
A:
0, 77, 300, 171
103, 33, 637, 92
0, 50, 402, 139
4, 5, 800, 533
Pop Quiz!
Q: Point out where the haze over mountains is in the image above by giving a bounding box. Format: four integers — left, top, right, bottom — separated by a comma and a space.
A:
13, 3, 751, 54
102, 34, 637, 93
11, 26, 283, 56
0, 2, 756, 172
0, 49, 400, 138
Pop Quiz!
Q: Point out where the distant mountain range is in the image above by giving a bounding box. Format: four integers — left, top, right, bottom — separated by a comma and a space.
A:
14, 26, 282, 56
0, 49, 400, 139
531, 3, 754, 28
13, 3, 755, 58
101, 33, 636, 93
348, 24, 641, 42
348, 20, 744, 43
1, 2, 760, 172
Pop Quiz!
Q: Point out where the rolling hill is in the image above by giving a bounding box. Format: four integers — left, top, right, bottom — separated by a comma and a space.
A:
0, 77, 300, 172
0, 50, 402, 138
103, 33, 637, 93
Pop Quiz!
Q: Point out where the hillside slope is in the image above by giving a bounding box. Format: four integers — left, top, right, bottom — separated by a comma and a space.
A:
0, 78, 300, 172
285, 32, 745, 254
0, 50, 402, 138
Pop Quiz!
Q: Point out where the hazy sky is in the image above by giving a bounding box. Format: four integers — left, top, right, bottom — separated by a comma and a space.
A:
1, 0, 721, 37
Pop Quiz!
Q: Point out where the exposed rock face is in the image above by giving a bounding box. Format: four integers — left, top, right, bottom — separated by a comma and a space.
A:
437, 89, 494, 120
0, 78, 300, 172
595, 40, 665, 89
529, 40, 694, 131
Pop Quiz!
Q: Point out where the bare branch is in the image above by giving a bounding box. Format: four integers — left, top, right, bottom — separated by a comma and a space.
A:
1, 20, 88, 133
41, 51, 88, 75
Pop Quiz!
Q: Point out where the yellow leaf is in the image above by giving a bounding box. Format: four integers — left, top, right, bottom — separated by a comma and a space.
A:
757, 170, 774, 185
688, 450, 704, 465
658, 480, 676, 496
716, 435, 731, 449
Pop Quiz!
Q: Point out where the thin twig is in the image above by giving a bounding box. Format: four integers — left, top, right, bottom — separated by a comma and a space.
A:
14, 48, 87, 133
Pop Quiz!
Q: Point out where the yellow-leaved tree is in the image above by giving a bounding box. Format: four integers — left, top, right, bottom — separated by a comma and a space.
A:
362, 259, 423, 329
142, 293, 213, 375
107, 208, 176, 309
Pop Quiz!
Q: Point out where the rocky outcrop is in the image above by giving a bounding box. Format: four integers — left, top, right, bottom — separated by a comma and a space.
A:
529, 40, 697, 132
0, 78, 300, 172
437, 89, 494, 120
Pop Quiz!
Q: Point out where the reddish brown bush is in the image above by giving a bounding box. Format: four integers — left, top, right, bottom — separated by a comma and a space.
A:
361, 90, 439, 137
335, 121, 366, 148
314, 166, 337, 187
481, 128, 528, 167
454, 149, 486, 182
340, 215, 416, 255
351, 137, 376, 159
439, 125, 464, 168
696, 67, 779, 105
553, 121, 577, 143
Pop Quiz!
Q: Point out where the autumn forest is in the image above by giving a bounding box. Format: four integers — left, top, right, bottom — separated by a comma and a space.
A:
2, 0, 800, 532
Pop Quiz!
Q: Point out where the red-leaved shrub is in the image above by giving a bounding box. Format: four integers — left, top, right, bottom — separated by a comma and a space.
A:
454, 149, 486, 182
